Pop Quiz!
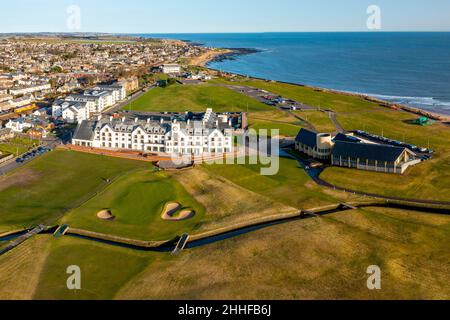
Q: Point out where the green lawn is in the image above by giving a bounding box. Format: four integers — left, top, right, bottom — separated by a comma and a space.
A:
203, 156, 338, 209
210, 77, 382, 114
62, 171, 206, 241
248, 110, 302, 137
122, 83, 273, 113
0, 150, 150, 232
0, 137, 40, 156
293, 110, 336, 133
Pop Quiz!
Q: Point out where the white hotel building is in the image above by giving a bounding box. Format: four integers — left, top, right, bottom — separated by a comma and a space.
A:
72, 109, 236, 155
52, 83, 127, 123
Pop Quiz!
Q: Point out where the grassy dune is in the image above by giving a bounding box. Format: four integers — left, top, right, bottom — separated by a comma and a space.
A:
171, 167, 298, 233
202, 156, 340, 209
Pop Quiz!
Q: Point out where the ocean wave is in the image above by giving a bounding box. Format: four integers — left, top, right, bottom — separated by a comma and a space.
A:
338, 90, 450, 115
372, 94, 450, 108
342, 90, 450, 109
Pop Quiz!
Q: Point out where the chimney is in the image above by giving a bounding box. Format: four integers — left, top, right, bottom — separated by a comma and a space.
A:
160, 118, 164, 124
147, 118, 151, 124
122, 117, 126, 123
135, 117, 138, 123
109, 116, 113, 122
215, 120, 219, 126
97, 115, 102, 121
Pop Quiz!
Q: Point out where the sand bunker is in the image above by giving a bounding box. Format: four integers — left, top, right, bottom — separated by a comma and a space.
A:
97, 209, 116, 221
161, 202, 195, 221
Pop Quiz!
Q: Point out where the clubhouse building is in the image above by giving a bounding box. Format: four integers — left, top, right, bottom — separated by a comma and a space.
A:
295, 128, 420, 174
72, 109, 240, 156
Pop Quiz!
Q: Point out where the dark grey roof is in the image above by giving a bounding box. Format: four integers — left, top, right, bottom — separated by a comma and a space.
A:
333, 133, 361, 143
73, 120, 96, 141
332, 141, 408, 162
295, 128, 318, 148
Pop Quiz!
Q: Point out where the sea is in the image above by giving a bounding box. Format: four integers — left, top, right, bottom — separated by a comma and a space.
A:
139, 33, 450, 116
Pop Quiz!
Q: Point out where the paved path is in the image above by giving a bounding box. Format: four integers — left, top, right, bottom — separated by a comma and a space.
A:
0, 225, 46, 256
328, 111, 345, 133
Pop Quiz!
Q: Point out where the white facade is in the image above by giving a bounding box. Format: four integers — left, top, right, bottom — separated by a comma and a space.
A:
162, 64, 181, 74
53, 84, 127, 124
52, 100, 89, 123
73, 109, 235, 156
9, 83, 51, 96
94, 84, 127, 102
5, 118, 33, 132
62, 106, 89, 124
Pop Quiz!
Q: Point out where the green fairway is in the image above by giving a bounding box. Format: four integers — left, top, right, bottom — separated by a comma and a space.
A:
33, 237, 157, 300
203, 156, 339, 209
0, 150, 149, 232
62, 171, 206, 241
248, 110, 303, 137
122, 83, 273, 113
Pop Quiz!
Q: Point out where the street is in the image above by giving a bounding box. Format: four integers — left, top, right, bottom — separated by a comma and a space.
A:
0, 136, 62, 176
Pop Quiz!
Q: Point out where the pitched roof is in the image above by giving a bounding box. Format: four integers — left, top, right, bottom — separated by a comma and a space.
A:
295, 128, 318, 148
332, 141, 409, 162
333, 133, 361, 143
73, 121, 96, 141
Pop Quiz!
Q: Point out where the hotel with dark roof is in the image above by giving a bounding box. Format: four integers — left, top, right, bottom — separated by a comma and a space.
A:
295, 128, 422, 174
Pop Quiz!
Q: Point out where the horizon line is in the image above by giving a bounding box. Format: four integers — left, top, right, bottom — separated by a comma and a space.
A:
2, 30, 450, 35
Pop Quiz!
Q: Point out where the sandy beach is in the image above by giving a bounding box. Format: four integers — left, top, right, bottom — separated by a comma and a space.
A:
189, 48, 233, 67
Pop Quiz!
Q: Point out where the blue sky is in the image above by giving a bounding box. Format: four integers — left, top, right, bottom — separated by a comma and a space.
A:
2, 0, 450, 33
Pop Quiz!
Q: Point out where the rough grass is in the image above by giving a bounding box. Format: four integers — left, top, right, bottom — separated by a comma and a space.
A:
117, 207, 450, 300
1, 207, 449, 300
0, 235, 51, 300
122, 83, 273, 113
202, 156, 339, 210
171, 167, 297, 232
0, 150, 150, 231
62, 171, 206, 241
